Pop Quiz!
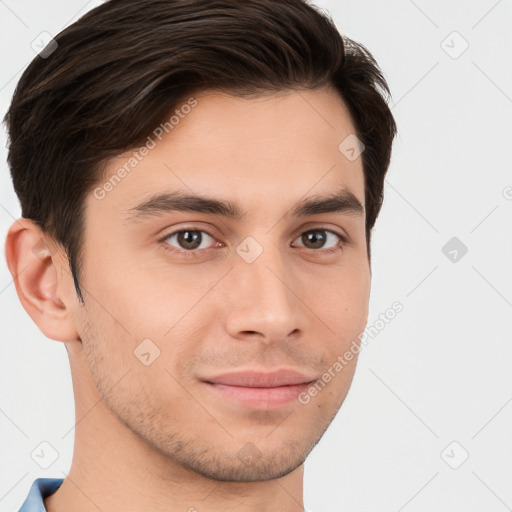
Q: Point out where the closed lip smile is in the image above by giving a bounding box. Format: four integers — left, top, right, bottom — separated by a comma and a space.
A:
201, 369, 317, 410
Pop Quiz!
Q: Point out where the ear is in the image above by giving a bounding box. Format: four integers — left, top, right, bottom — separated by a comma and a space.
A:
4, 218, 80, 342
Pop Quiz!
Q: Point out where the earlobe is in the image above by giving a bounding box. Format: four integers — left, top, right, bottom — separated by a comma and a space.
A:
5, 218, 80, 342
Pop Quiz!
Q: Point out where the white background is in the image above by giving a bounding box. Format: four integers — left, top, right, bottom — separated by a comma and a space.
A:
1, 1, 511, 511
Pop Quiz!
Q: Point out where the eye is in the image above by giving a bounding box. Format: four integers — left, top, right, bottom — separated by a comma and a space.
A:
159, 226, 346, 258
161, 228, 219, 255
292, 228, 345, 252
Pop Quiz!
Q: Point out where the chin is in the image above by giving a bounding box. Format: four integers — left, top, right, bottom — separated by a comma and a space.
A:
162, 436, 313, 482
184, 451, 306, 483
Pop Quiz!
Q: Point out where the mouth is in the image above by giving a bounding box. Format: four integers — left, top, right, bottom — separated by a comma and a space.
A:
201, 369, 317, 411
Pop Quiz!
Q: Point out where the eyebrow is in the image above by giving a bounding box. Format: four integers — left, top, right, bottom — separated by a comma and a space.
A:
125, 187, 364, 222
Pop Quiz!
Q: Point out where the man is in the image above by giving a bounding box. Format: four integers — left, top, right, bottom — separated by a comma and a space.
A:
4, 0, 396, 510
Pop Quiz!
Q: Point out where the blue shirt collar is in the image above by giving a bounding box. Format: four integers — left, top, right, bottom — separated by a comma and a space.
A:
18, 478, 64, 512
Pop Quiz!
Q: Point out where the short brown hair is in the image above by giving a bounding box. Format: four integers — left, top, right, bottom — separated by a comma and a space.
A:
4, 0, 397, 303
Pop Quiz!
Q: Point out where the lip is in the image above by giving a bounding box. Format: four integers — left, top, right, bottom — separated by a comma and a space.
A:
201, 369, 317, 411
203, 369, 316, 387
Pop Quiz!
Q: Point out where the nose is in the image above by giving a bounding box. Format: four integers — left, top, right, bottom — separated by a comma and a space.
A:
223, 240, 306, 345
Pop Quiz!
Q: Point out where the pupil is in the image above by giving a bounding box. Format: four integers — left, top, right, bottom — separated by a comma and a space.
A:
179, 230, 201, 249
304, 230, 325, 249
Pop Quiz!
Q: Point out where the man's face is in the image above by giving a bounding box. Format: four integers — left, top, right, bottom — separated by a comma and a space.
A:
75, 87, 370, 481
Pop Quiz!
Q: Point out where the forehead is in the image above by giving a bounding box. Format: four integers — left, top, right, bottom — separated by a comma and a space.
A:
91, 87, 365, 218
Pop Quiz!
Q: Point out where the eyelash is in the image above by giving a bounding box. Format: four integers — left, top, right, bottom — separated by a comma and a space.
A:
159, 226, 348, 258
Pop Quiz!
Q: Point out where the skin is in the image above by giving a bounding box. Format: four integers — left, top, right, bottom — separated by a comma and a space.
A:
5, 86, 370, 512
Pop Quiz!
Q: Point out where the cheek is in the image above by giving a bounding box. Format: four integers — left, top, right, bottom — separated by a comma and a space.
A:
309, 262, 370, 345
80, 265, 214, 388
303, 271, 369, 408
78, 300, 190, 410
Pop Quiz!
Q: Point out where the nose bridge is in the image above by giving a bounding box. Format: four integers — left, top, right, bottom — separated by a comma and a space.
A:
225, 234, 303, 341
239, 236, 294, 308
